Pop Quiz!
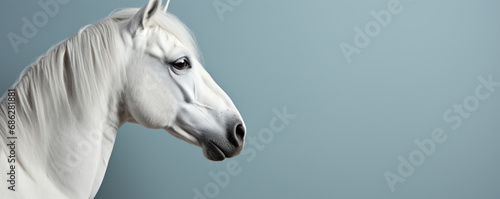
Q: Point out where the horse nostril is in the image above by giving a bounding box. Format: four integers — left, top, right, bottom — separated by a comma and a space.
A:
229, 123, 245, 147
235, 124, 245, 142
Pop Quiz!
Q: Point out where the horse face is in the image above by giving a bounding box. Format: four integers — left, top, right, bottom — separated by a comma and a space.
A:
122, 0, 245, 161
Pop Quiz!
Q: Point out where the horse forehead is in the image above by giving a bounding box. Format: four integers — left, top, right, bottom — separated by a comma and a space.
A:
145, 29, 172, 47
148, 29, 188, 51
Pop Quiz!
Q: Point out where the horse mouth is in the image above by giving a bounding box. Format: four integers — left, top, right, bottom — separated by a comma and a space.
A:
203, 140, 227, 161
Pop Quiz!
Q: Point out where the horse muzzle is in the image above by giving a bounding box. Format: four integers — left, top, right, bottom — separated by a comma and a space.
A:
200, 121, 245, 161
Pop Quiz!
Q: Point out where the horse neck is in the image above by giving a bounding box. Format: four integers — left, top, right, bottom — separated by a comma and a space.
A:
0, 46, 130, 197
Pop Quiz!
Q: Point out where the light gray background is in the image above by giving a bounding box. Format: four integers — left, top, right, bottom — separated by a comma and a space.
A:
1, 0, 500, 198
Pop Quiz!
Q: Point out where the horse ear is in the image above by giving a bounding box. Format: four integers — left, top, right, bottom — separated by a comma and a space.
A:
128, 0, 162, 34
163, 0, 171, 12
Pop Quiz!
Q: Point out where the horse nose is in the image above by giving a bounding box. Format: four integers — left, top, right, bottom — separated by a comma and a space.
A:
228, 123, 245, 147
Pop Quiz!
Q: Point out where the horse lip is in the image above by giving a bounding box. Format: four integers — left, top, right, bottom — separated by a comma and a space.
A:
205, 140, 226, 161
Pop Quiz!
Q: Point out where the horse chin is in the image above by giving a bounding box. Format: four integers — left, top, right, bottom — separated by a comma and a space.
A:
200, 138, 245, 161
164, 122, 244, 161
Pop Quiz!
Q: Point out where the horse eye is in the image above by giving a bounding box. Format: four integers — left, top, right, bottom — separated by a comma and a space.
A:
171, 57, 191, 70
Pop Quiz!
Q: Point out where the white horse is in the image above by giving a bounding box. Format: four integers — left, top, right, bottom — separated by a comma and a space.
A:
0, 0, 246, 198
